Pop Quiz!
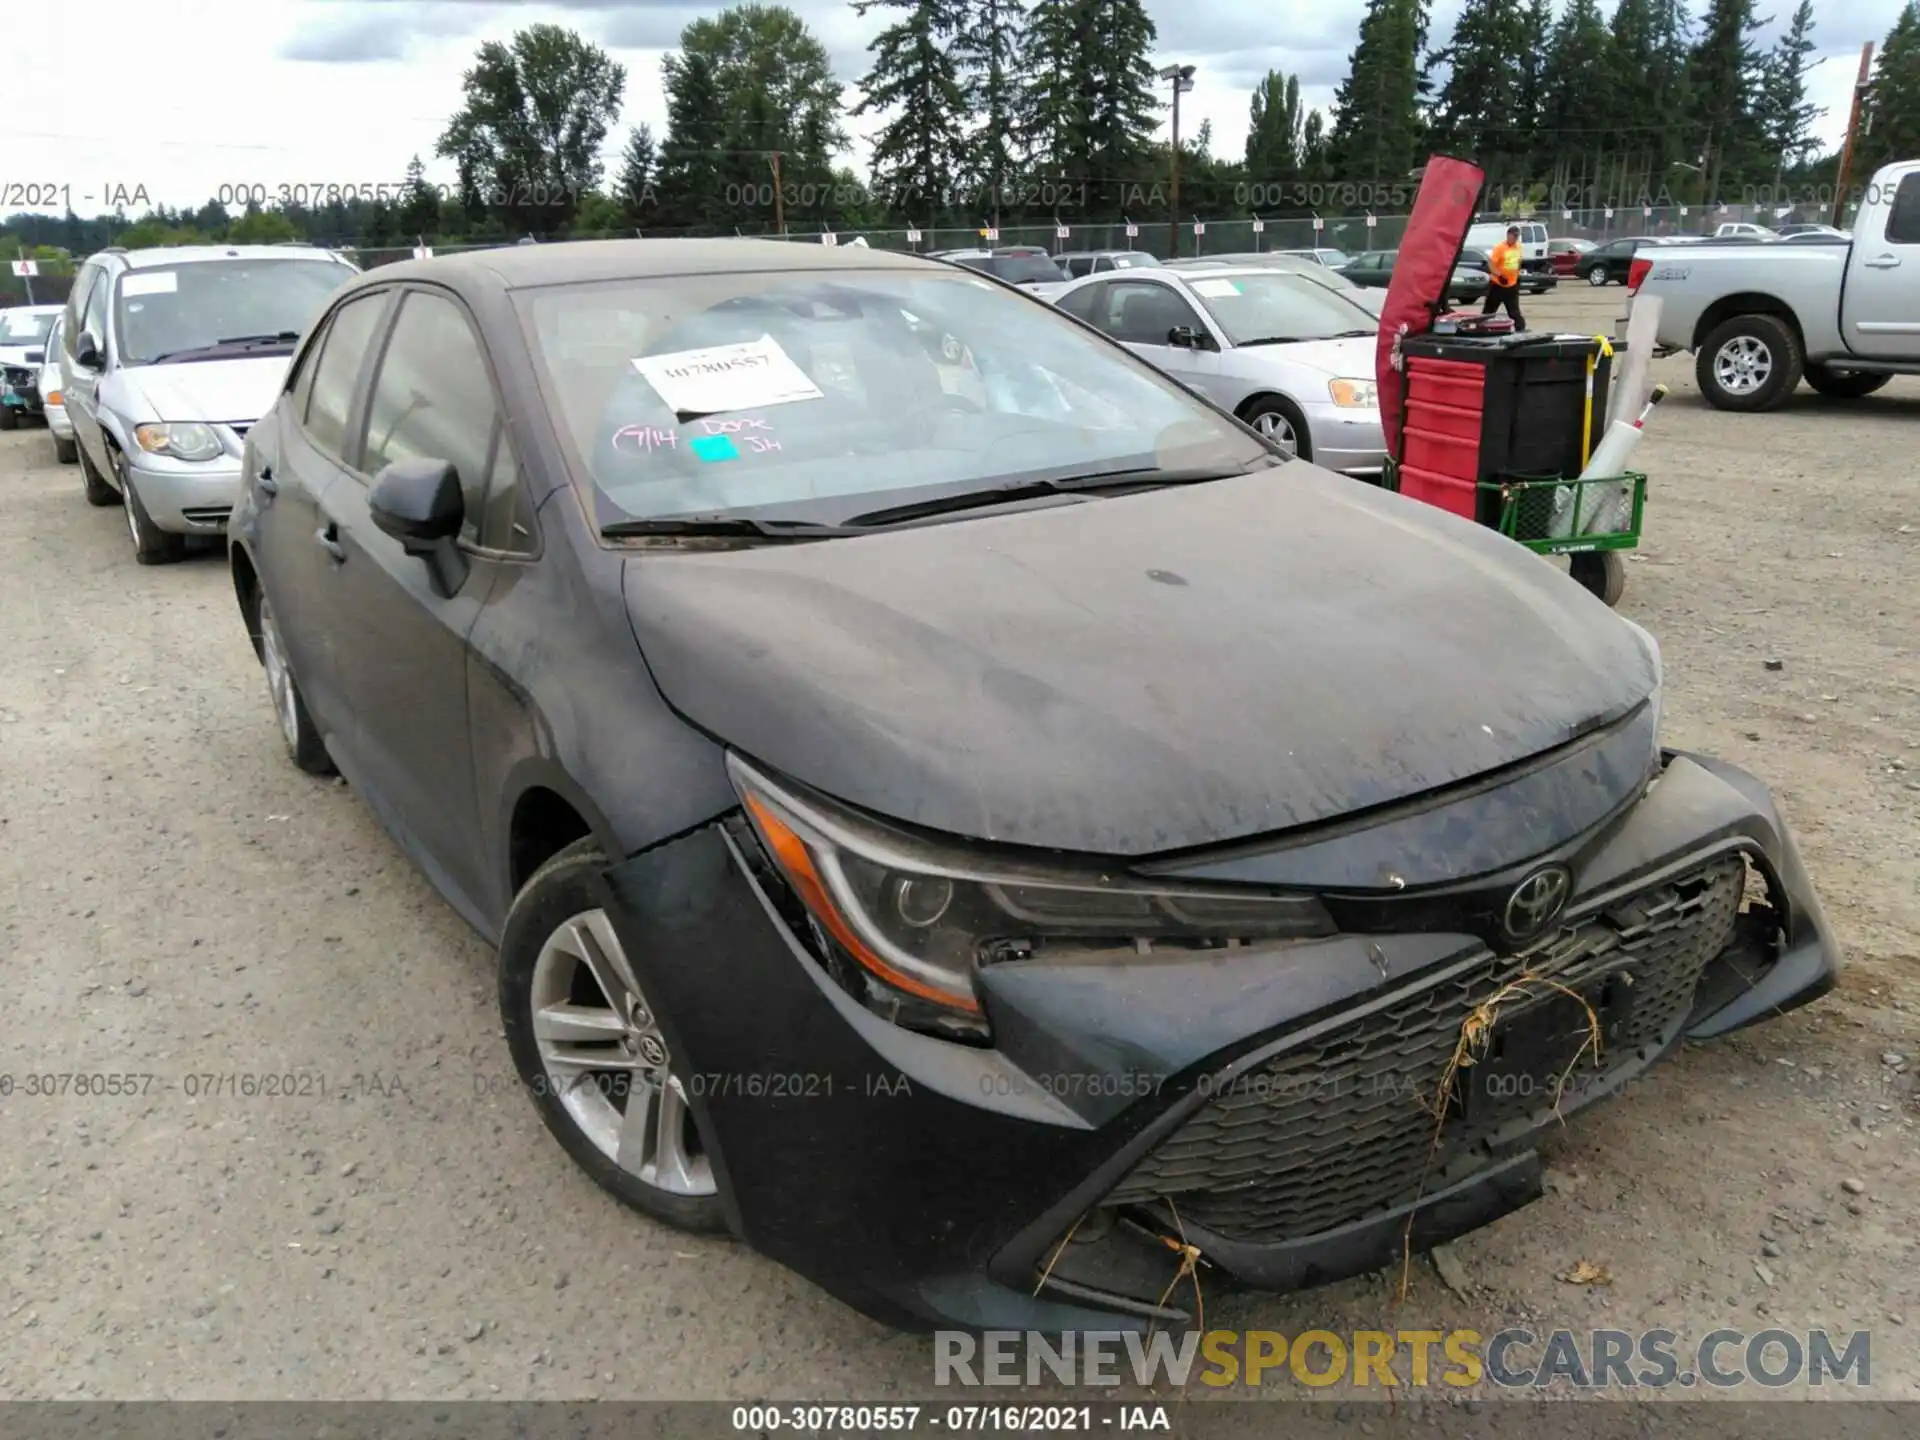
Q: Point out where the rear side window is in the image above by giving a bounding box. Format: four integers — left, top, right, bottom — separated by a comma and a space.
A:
1888, 174, 1920, 245
303, 291, 388, 460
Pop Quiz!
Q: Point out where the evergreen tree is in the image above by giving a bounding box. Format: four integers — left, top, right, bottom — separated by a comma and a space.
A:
1016, 1, 1157, 211
1860, 2, 1920, 178
1328, 0, 1431, 188
953, 1, 1027, 215
1538, 0, 1614, 205
1684, 0, 1768, 201
1426, 0, 1528, 191
851, 0, 971, 222
1244, 71, 1304, 186
1757, 0, 1820, 190
657, 48, 731, 231
614, 125, 658, 224
1301, 110, 1331, 182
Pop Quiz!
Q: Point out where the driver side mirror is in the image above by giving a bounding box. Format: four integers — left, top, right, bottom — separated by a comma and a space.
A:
73, 331, 103, 369
370, 456, 469, 598
1168, 325, 1203, 349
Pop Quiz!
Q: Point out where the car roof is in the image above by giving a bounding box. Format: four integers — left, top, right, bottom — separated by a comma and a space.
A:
353, 237, 936, 292
106, 244, 352, 268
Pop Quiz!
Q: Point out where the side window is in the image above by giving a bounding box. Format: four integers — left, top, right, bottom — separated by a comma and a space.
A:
64, 265, 99, 353
480, 436, 536, 554
81, 269, 110, 349
359, 289, 499, 545
287, 309, 333, 423
1106, 282, 1203, 345
1053, 283, 1103, 322
304, 291, 388, 459
1887, 173, 1920, 245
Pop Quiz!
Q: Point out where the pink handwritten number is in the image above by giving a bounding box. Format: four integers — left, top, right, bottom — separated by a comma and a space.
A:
613, 425, 677, 453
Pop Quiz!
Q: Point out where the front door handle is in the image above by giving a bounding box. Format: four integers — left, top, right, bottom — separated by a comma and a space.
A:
315, 523, 346, 563
1863, 255, 1901, 269
256, 467, 278, 498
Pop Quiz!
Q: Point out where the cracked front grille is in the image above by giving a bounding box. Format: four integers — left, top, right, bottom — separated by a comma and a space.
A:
1104, 855, 1746, 1246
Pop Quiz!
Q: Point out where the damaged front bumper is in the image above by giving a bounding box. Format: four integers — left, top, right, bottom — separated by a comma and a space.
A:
590, 748, 1838, 1333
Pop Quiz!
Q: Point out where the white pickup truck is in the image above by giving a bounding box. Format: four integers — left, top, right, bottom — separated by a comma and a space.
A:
1632, 159, 1920, 411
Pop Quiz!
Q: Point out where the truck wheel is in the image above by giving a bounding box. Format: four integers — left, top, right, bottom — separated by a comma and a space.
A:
1570, 551, 1626, 607
1803, 364, 1890, 400
1586, 264, 1610, 287
54, 434, 79, 465
1697, 314, 1803, 413
0, 405, 16, 431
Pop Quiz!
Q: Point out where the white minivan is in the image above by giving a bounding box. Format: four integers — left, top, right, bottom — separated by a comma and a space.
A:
1465, 219, 1549, 270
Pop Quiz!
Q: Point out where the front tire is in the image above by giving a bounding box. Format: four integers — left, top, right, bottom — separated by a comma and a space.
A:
500, 839, 728, 1235
54, 434, 78, 465
1240, 395, 1311, 461
0, 405, 16, 431
1586, 264, 1610, 287
1697, 314, 1803, 413
116, 450, 187, 565
1803, 364, 1890, 400
257, 592, 333, 775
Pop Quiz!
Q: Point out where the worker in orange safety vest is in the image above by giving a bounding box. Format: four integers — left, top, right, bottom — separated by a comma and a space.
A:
1482, 225, 1526, 329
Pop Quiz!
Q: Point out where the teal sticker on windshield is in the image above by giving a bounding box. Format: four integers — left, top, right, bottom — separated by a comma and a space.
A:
689, 434, 740, 463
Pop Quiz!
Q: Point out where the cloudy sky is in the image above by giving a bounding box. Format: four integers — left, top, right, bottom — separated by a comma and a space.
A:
8, 0, 1905, 215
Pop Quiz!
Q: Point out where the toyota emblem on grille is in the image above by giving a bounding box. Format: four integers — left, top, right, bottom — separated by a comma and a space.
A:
1503, 865, 1573, 941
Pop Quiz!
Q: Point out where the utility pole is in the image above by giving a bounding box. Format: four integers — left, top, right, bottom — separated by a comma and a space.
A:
1831, 42, 1875, 229
1159, 64, 1196, 258
768, 151, 785, 236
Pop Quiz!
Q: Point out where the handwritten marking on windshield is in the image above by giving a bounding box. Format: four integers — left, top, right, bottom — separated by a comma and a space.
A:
614, 416, 782, 456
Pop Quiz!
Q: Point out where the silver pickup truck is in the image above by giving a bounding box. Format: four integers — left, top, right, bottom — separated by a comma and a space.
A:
1631, 159, 1920, 411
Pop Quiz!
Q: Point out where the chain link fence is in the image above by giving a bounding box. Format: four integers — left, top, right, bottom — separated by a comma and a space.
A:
6, 196, 1856, 291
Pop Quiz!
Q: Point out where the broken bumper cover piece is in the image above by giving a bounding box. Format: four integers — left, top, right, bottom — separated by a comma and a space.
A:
592, 749, 1838, 1332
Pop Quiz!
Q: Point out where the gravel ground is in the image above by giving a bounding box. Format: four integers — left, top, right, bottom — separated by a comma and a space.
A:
0, 285, 1915, 1406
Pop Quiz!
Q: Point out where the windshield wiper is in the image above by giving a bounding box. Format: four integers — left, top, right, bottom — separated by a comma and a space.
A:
213, 331, 301, 346
844, 458, 1281, 529
600, 514, 858, 541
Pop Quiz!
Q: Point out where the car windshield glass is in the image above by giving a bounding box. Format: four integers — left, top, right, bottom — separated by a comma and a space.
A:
989, 254, 1067, 284
114, 258, 358, 364
1, 310, 56, 344
1181, 271, 1375, 344
518, 268, 1270, 529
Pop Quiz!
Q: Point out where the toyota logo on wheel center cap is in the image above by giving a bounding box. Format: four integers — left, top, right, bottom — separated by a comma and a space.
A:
1503, 864, 1573, 942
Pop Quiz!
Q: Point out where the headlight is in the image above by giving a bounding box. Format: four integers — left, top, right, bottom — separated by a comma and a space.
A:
728, 756, 1335, 1043
1328, 378, 1378, 408
133, 422, 223, 462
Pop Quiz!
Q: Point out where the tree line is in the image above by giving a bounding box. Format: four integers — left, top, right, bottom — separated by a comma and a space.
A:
4, 0, 1920, 273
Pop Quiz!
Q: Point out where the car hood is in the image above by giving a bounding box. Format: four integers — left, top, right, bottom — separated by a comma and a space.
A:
1228, 334, 1374, 378
0, 345, 46, 369
112, 354, 289, 424
622, 466, 1656, 857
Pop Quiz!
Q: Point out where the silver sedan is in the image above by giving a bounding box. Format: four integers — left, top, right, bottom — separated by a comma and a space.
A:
1050, 265, 1386, 475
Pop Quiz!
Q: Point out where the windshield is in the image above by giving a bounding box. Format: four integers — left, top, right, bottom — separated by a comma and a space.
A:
988, 254, 1067, 284
519, 269, 1270, 529
1180, 272, 1375, 345
114, 258, 358, 364
1, 309, 56, 345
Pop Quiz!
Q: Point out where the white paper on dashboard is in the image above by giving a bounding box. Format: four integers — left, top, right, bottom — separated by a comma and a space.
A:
631, 334, 824, 416
121, 272, 178, 296
1190, 278, 1241, 298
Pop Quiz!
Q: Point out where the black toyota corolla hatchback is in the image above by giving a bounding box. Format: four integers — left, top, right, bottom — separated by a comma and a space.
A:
229, 239, 1839, 1332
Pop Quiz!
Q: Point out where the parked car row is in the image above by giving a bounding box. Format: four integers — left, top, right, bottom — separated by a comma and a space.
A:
17, 230, 1842, 1339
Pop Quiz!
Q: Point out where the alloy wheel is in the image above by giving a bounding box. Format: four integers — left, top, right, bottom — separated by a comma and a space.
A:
120, 463, 140, 549
1712, 335, 1772, 397
1587, 266, 1607, 287
528, 908, 715, 1197
258, 599, 301, 751
1251, 410, 1298, 456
